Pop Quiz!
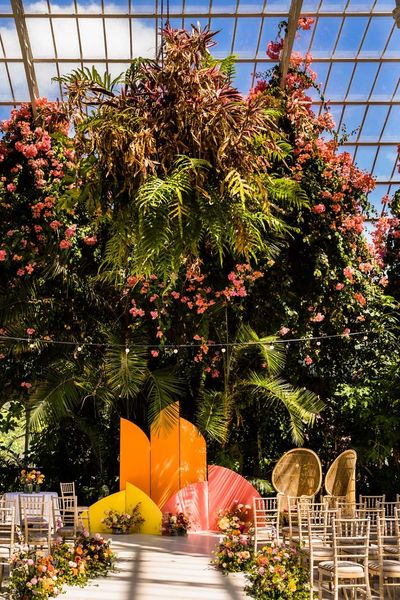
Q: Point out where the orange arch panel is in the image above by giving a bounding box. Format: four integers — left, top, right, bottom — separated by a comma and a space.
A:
120, 418, 150, 494
180, 418, 207, 489
150, 405, 180, 507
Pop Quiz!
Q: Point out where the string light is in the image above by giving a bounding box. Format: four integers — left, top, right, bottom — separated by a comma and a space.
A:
0, 329, 386, 352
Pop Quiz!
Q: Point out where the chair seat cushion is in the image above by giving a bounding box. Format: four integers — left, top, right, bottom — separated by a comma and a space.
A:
304, 546, 334, 559
384, 545, 399, 555
319, 561, 365, 578
369, 560, 400, 575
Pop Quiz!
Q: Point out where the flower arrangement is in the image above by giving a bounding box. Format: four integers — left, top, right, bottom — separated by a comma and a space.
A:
9, 547, 60, 600
216, 500, 252, 534
161, 511, 190, 536
245, 543, 312, 599
52, 538, 88, 587
20, 468, 45, 492
101, 503, 145, 533
74, 530, 115, 577
212, 532, 254, 573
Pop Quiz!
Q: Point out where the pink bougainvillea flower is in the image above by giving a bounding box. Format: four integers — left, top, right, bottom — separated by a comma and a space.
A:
6, 183, 16, 192
0, 249, 7, 261
343, 328, 351, 336
21, 381, 32, 388
83, 235, 97, 246
150, 310, 158, 319
59, 239, 72, 250
343, 266, 354, 282
26, 328, 35, 335
298, 16, 314, 30
65, 225, 77, 239
335, 283, 344, 290
151, 350, 159, 358
353, 292, 366, 306
279, 327, 290, 336
312, 203, 326, 214
310, 312, 325, 322
304, 355, 313, 365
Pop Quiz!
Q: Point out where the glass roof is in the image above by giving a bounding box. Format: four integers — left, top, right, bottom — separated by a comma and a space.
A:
0, 0, 399, 212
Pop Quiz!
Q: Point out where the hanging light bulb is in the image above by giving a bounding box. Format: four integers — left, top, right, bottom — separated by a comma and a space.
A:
77, 345, 82, 352
29, 342, 35, 349
316, 341, 321, 346
269, 343, 274, 350
173, 348, 178, 354
221, 347, 226, 353
125, 347, 130, 354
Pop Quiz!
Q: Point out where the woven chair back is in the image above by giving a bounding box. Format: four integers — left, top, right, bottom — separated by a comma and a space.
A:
325, 449, 357, 503
272, 448, 322, 505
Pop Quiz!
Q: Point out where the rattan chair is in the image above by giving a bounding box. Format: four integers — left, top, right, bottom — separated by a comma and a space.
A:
325, 449, 357, 505
368, 515, 400, 599
318, 517, 372, 600
253, 497, 280, 549
0, 506, 16, 589
272, 449, 322, 512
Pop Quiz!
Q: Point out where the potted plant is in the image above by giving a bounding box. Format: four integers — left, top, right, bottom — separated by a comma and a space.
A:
101, 503, 144, 534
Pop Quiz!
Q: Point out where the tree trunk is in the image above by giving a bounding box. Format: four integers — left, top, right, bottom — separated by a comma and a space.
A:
24, 402, 31, 464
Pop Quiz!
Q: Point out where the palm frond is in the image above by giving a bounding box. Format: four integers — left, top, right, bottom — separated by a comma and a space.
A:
196, 390, 230, 444
145, 367, 183, 432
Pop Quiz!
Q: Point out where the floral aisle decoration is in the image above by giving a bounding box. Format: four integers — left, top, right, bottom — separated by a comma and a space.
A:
9, 547, 60, 600
51, 538, 88, 587
213, 500, 254, 573
74, 530, 115, 577
20, 468, 45, 493
161, 511, 191, 536
101, 503, 145, 534
245, 543, 312, 599
216, 500, 252, 534
212, 532, 254, 573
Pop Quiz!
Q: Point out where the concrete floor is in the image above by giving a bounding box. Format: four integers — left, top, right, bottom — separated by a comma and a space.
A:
62, 533, 247, 600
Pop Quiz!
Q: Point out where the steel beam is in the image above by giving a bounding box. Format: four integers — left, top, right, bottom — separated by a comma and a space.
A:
10, 0, 39, 115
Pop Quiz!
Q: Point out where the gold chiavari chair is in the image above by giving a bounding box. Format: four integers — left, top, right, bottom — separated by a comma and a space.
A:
0, 506, 16, 589
253, 497, 280, 549
368, 515, 400, 599
60, 482, 90, 531
19, 494, 51, 550
52, 495, 79, 541
318, 517, 372, 600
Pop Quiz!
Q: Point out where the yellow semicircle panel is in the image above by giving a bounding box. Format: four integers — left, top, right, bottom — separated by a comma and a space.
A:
88, 490, 127, 534
126, 482, 162, 535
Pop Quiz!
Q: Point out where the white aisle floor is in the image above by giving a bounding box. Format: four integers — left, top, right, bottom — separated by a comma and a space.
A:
62, 533, 247, 600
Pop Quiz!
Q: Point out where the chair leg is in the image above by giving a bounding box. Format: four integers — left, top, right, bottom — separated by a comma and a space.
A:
318, 569, 323, 600
333, 576, 339, 600
0, 564, 4, 591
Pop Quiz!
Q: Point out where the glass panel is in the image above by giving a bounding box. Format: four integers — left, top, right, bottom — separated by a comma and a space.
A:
237, 0, 265, 12
0, 63, 12, 100
367, 184, 390, 211
347, 62, 378, 101
49, 0, 75, 14
57, 61, 82, 77
233, 18, 261, 57
346, 0, 374, 11
324, 62, 354, 100
210, 17, 234, 56
371, 63, 400, 100
131, 0, 156, 13
185, 0, 209, 13
26, 19, 54, 59
35, 62, 59, 100
340, 104, 365, 140
310, 17, 342, 58
8, 62, 29, 100
374, 0, 395, 12
184, 17, 210, 30
359, 17, 393, 58
334, 17, 368, 57
266, 0, 291, 11
309, 62, 330, 98
52, 18, 80, 59
0, 0, 11, 13
292, 20, 313, 54
257, 17, 285, 57
302, 0, 320, 11
384, 25, 400, 58
168, 0, 184, 13
107, 62, 130, 78
0, 105, 16, 122
0, 19, 22, 58
24, 0, 50, 12
104, 0, 128, 12
76, 0, 102, 13
234, 61, 254, 94
373, 145, 398, 180
340, 144, 356, 158
353, 145, 376, 172
105, 18, 131, 59
212, 0, 236, 13
320, 0, 347, 12
381, 106, 400, 142
358, 105, 388, 141
78, 18, 106, 58
131, 18, 156, 58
